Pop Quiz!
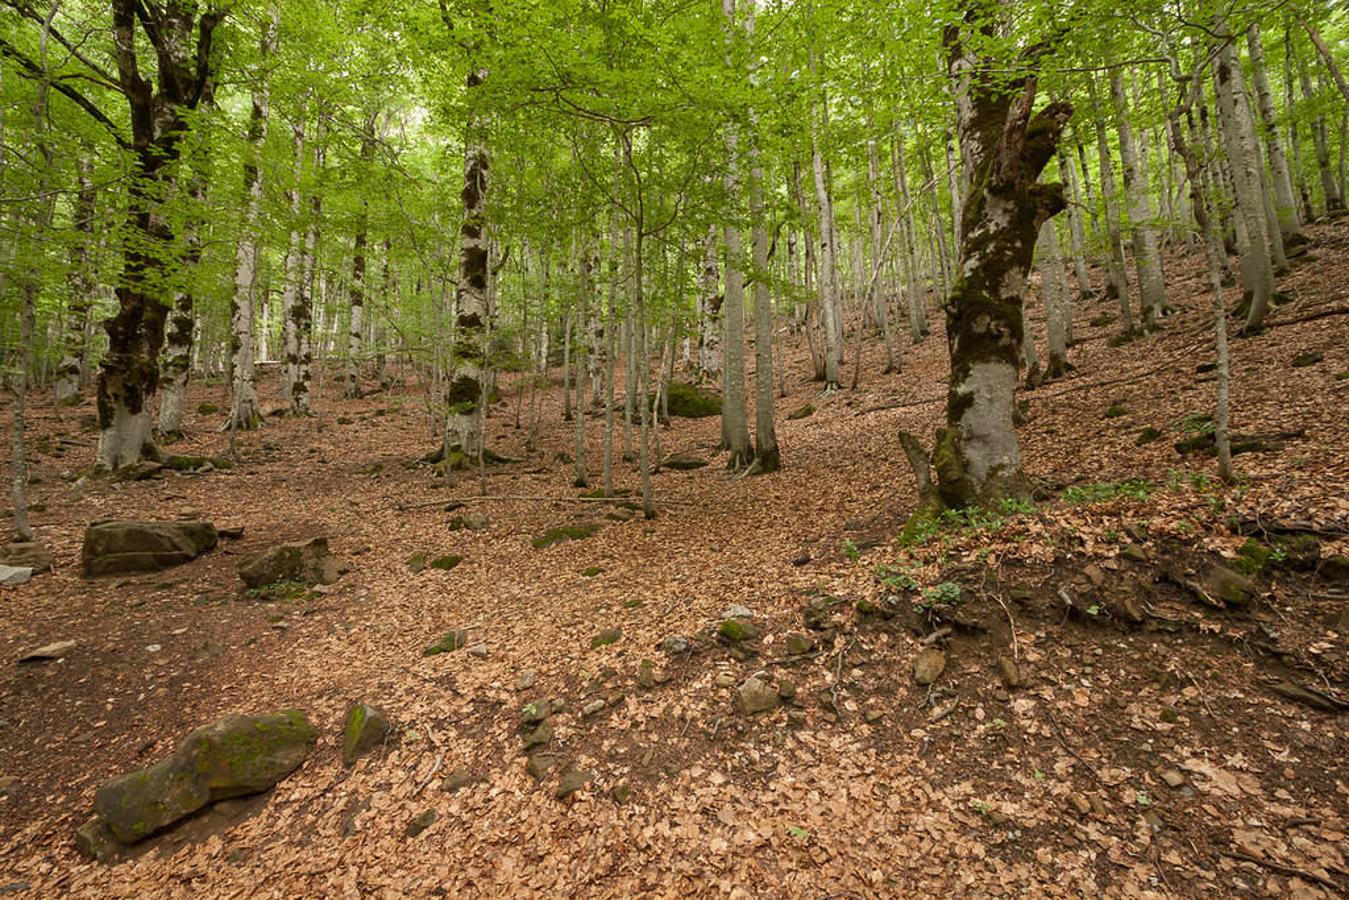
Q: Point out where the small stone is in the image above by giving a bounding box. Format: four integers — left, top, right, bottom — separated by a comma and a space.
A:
74, 817, 117, 862
1119, 544, 1147, 563
522, 700, 550, 725
1207, 564, 1257, 606
715, 672, 736, 688
1083, 563, 1105, 587
556, 768, 594, 800
1160, 769, 1185, 789
610, 782, 632, 805
467, 643, 488, 658
516, 670, 538, 691
787, 710, 808, 728
521, 720, 554, 751
791, 552, 811, 566
342, 702, 391, 766
864, 709, 884, 724
441, 768, 477, 793
636, 660, 656, 689
783, 633, 816, 656
0, 541, 52, 572
1066, 792, 1092, 816
0, 565, 33, 586
722, 604, 754, 620
993, 689, 1010, 702
913, 648, 947, 686
581, 698, 607, 717
659, 636, 691, 655
1142, 809, 1164, 831
735, 676, 780, 716
526, 754, 558, 781
405, 809, 436, 837
424, 629, 469, 656
591, 628, 622, 649
995, 656, 1022, 689
777, 679, 798, 701
718, 619, 759, 642
18, 640, 76, 664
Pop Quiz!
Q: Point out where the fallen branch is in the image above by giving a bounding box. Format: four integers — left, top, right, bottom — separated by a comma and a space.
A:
1220, 850, 1343, 891
1259, 304, 1349, 329
395, 493, 696, 511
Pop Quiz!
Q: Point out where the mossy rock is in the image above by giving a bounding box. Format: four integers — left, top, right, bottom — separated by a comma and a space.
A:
336, 416, 354, 425
428, 554, 462, 571
1135, 426, 1162, 446
196, 402, 220, 416
1271, 533, 1320, 571
532, 523, 600, 549
342, 702, 390, 766
718, 619, 759, 642
663, 382, 721, 418
424, 629, 469, 656
1234, 538, 1271, 576
662, 453, 708, 471
1089, 313, 1116, 328
1207, 564, 1256, 606
581, 566, 603, 577
590, 627, 622, 649
91, 711, 317, 845
1103, 403, 1127, 419
1290, 350, 1324, 368
786, 403, 816, 421
623, 597, 644, 609
407, 552, 430, 572
164, 455, 234, 472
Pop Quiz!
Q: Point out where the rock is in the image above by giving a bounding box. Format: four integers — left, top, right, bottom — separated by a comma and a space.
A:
521, 720, 554, 751
556, 769, 593, 800
663, 382, 720, 418
735, 676, 780, 716
1207, 564, 1257, 606
1291, 349, 1324, 368
786, 403, 815, 421
1321, 554, 1349, 582
92, 710, 317, 844
802, 596, 838, 630
659, 636, 691, 655
449, 512, 490, 531
590, 628, 622, 649
441, 768, 477, 793
1160, 769, 1185, 788
783, 633, 816, 656
522, 700, 550, 725
715, 673, 736, 688
1271, 533, 1320, 571
526, 753, 558, 781
467, 642, 488, 658
0, 542, 52, 572
662, 452, 708, 471
342, 702, 390, 766
636, 659, 656, 689
1083, 563, 1105, 587
0, 776, 18, 797
18, 640, 77, 663
791, 552, 811, 566
581, 698, 607, 717
405, 810, 436, 837
516, 670, 539, 691
1141, 809, 1164, 831
777, 679, 797, 702
81, 520, 218, 577
913, 648, 947, 686
1119, 544, 1147, 563
74, 817, 117, 863
238, 537, 339, 588
1066, 792, 1092, 816
864, 709, 884, 724
610, 782, 632, 804
0, 565, 32, 586
721, 604, 754, 620
424, 629, 469, 655
406, 552, 429, 573
718, 619, 759, 642
995, 656, 1022, 690
787, 710, 808, 728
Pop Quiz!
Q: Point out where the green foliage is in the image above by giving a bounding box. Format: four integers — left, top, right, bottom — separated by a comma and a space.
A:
842, 539, 861, 561
898, 499, 1034, 549
874, 564, 919, 593
1061, 479, 1152, 504
1103, 404, 1128, 419
915, 581, 962, 613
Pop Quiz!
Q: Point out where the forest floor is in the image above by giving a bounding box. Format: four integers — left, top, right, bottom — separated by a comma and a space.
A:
1, 225, 1348, 898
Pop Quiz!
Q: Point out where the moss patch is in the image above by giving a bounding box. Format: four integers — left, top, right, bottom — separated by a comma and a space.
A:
424, 629, 469, 655
590, 628, 622, 649
663, 382, 721, 418
429, 554, 463, 571
532, 523, 600, 549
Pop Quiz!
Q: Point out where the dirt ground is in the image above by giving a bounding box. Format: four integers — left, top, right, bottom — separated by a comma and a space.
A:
0, 224, 1346, 897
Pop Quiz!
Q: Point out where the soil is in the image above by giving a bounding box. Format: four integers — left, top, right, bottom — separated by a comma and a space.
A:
0, 224, 1346, 896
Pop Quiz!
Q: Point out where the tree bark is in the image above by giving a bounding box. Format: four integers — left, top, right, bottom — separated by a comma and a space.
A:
1110, 68, 1167, 328
1248, 23, 1304, 244
55, 157, 95, 404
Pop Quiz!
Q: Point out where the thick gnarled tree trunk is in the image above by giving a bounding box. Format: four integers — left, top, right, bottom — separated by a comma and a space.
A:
907, 8, 1071, 512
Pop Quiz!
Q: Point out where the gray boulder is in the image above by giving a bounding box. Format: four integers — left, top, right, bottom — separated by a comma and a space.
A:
0, 565, 32, 586
342, 702, 390, 766
92, 710, 317, 845
238, 537, 339, 588
81, 520, 218, 576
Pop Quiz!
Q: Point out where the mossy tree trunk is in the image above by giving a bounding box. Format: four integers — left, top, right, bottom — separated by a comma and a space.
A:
910, 5, 1071, 510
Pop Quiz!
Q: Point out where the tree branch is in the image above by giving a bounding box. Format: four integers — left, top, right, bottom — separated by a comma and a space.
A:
0, 35, 130, 149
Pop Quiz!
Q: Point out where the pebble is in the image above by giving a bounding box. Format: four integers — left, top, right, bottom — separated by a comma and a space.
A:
1066, 792, 1092, 816
1160, 769, 1185, 788
715, 673, 736, 688
516, 670, 538, 691
581, 698, 607, 717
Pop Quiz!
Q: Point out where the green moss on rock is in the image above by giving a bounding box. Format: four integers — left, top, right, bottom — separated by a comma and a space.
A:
532, 523, 600, 549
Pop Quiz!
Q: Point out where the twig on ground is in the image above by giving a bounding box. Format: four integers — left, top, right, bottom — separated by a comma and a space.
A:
1220, 850, 1342, 891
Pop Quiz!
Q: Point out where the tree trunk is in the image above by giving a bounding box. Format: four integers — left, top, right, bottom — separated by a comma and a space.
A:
55, 158, 95, 405
810, 125, 843, 389
1039, 220, 1070, 379
227, 8, 276, 431
926, 11, 1072, 509
281, 121, 308, 413
697, 224, 722, 381
1110, 68, 1167, 328
1057, 151, 1092, 297
1248, 23, 1304, 244
1216, 39, 1276, 331
346, 111, 376, 400
721, 94, 753, 467
744, 3, 779, 473
445, 72, 490, 464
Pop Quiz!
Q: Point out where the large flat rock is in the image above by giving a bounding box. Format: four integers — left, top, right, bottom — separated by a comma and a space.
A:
81, 520, 218, 577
